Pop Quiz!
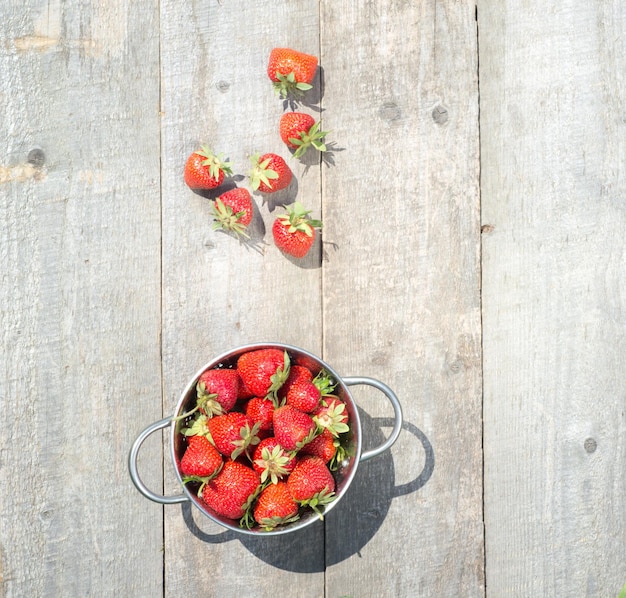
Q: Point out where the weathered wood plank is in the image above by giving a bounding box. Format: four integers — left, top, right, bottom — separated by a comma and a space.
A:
0, 0, 162, 596
159, 1, 325, 595
479, 1, 626, 595
320, 1, 483, 596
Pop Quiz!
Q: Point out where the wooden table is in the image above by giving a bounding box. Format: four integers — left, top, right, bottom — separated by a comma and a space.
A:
2, 1, 625, 596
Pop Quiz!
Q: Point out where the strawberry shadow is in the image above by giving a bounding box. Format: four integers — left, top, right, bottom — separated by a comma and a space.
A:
179, 410, 434, 572
255, 175, 299, 214
192, 174, 245, 201
280, 67, 324, 113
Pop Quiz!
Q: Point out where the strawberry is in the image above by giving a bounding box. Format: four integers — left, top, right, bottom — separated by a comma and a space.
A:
207, 412, 260, 460
299, 428, 338, 463
273, 404, 317, 451
253, 481, 300, 531
245, 396, 275, 435
184, 146, 233, 191
237, 348, 291, 398
272, 202, 322, 259
277, 364, 314, 402
285, 379, 321, 413
180, 413, 211, 438
312, 396, 350, 437
180, 434, 223, 483
252, 437, 296, 484
279, 112, 329, 159
249, 153, 293, 193
194, 368, 240, 417
287, 455, 336, 518
201, 460, 261, 520
212, 188, 254, 238
267, 48, 318, 98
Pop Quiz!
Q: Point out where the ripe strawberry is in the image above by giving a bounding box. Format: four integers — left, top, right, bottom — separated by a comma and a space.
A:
267, 47, 318, 98
212, 188, 254, 238
184, 146, 233, 191
273, 404, 317, 451
287, 455, 336, 518
195, 368, 240, 417
279, 112, 329, 159
253, 481, 300, 531
252, 437, 296, 484
299, 428, 339, 464
312, 368, 337, 396
237, 348, 291, 398
285, 379, 321, 413
180, 434, 223, 480
201, 460, 261, 520
312, 396, 350, 437
249, 153, 293, 193
207, 412, 260, 460
277, 364, 314, 402
245, 396, 275, 435
272, 202, 322, 259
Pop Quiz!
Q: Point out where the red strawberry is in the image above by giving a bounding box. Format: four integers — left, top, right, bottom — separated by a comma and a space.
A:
184, 146, 233, 191
279, 112, 329, 159
273, 404, 317, 451
272, 202, 322, 259
201, 460, 261, 520
180, 434, 224, 479
312, 396, 350, 437
287, 455, 336, 517
252, 437, 296, 484
212, 188, 254, 238
299, 428, 339, 464
285, 379, 321, 413
207, 412, 260, 460
267, 48, 318, 98
245, 396, 275, 435
249, 153, 293, 193
277, 364, 313, 401
237, 348, 291, 398
195, 368, 240, 417
253, 481, 300, 531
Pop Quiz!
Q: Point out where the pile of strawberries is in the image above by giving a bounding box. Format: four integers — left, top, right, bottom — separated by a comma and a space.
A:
177, 347, 351, 531
183, 48, 328, 259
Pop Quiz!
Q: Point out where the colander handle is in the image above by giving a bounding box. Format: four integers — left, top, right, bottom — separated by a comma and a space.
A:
128, 417, 189, 505
343, 376, 403, 462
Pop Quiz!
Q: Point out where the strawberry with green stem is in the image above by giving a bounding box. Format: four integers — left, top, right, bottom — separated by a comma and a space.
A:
212, 188, 254, 239
267, 47, 318, 99
272, 202, 322, 259
249, 153, 293, 193
237, 349, 291, 399
180, 434, 224, 496
312, 396, 350, 437
253, 481, 300, 531
201, 460, 261, 521
279, 112, 330, 159
287, 455, 336, 519
252, 437, 296, 484
207, 412, 261, 460
273, 404, 318, 451
184, 146, 233, 191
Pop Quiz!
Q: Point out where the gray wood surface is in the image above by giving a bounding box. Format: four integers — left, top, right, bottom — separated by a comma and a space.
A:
320, 1, 483, 597
159, 1, 325, 596
1, 0, 163, 596
479, 1, 626, 596
2, 0, 625, 597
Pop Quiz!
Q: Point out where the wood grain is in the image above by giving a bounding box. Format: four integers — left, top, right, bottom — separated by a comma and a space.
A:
0, 0, 162, 596
479, 1, 626, 595
320, 1, 483, 596
158, 1, 325, 595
